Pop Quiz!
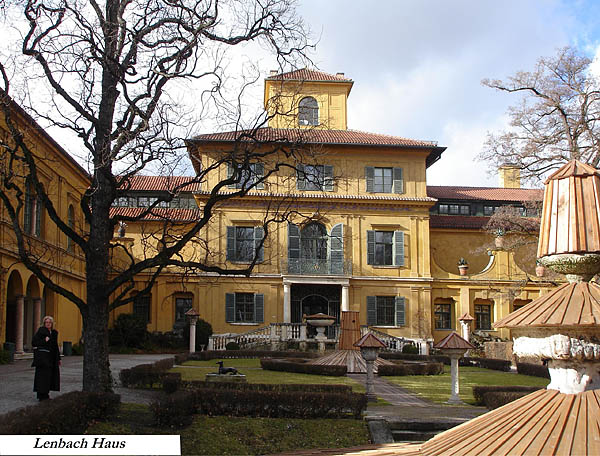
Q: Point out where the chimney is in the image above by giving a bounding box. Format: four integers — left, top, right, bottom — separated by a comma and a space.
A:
269, 70, 278, 77
498, 164, 521, 189
336, 72, 345, 78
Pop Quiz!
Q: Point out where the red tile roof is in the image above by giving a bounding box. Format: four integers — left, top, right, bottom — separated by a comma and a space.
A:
427, 186, 543, 202
119, 175, 201, 192
433, 332, 475, 350
266, 68, 353, 83
110, 207, 201, 222
191, 127, 439, 148
429, 215, 491, 230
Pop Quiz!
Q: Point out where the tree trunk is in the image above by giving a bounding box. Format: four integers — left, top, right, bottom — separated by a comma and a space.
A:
81, 295, 112, 392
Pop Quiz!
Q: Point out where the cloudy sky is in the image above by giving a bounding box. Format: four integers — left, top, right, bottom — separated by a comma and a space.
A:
294, 0, 600, 187
3, 0, 600, 188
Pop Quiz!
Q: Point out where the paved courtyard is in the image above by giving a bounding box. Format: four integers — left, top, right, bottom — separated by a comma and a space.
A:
0, 354, 173, 415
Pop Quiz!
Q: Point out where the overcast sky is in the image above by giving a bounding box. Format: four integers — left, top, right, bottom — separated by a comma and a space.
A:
294, 0, 600, 187
3, 0, 600, 188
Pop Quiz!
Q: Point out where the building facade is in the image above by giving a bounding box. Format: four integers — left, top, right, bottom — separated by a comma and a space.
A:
0, 71, 554, 352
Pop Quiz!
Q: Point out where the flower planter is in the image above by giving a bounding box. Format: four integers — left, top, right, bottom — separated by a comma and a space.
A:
458, 266, 469, 276
535, 265, 546, 277
495, 236, 504, 249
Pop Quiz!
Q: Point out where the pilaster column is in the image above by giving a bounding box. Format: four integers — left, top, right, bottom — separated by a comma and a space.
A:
33, 298, 42, 334
341, 285, 349, 312
15, 295, 24, 354
283, 283, 291, 323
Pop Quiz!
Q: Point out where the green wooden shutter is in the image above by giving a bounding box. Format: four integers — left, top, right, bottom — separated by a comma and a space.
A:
367, 296, 377, 326
329, 223, 344, 274
395, 296, 406, 326
296, 164, 306, 190
254, 226, 264, 262
393, 167, 404, 194
323, 165, 334, 191
35, 196, 42, 237
225, 293, 235, 323
394, 231, 405, 266
227, 164, 236, 189
254, 163, 265, 190
24, 185, 32, 234
367, 230, 375, 265
254, 294, 264, 323
288, 223, 301, 273
365, 167, 374, 192
226, 226, 236, 261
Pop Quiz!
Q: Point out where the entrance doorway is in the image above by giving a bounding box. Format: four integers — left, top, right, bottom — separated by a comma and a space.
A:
291, 284, 340, 338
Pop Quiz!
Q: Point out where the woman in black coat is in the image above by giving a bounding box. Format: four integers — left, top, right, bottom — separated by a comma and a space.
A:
32, 315, 60, 400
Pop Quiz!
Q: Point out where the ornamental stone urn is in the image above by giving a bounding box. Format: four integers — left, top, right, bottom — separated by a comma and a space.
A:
305, 313, 336, 341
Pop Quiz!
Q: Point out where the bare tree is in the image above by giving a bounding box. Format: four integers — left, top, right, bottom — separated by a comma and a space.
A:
480, 46, 600, 183
0, 0, 314, 392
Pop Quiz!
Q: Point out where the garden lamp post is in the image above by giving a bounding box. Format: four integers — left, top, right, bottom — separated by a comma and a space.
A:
185, 308, 200, 353
354, 333, 386, 402
434, 332, 475, 405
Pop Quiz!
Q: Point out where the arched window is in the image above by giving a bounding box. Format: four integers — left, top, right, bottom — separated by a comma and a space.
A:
300, 222, 327, 260
67, 205, 75, 252
298, 97, 319, 126
24, 178, 42, 237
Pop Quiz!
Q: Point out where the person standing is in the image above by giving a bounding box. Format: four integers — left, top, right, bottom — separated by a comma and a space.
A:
32, 316, 60, 401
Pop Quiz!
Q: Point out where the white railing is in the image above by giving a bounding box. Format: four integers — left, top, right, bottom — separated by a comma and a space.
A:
208, 322, 341, 350
360, 325, 418, 352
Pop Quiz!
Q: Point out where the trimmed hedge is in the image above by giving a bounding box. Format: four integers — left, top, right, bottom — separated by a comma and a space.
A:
379, 353, 451, 365
472, 385, 541, 405
477, 358, 512, 372
181, 380, 352, 394
482, 391, 533, 410
377, 362, 443, 376
119, 357, 177, 388
517, 362, 550, 379
260, 358, 347, 376
188, 350, 320, 361
193, 388, 366, 419
0, 391, 120, 434
150, 391, 196, 427
162, 372, 182, 394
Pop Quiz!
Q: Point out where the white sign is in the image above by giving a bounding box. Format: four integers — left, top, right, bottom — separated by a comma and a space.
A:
0, 435, 181, 455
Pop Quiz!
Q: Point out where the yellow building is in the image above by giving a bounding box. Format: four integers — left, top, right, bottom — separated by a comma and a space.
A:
0, 90, 87, 353
110, 69, 551, 350
1, 70, 553, 353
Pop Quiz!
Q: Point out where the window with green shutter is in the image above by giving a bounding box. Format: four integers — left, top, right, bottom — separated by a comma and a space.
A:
365, 167, 403, 193
225, 292, 264, 323
367, 230, 405, 266
366, 296, 406, 326
227, 163, 265, 190
297, 164, 334, 191
226, 226, 264, 262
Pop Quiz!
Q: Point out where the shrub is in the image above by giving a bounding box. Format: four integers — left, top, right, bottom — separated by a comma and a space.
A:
187, 350, 320, 361
193, 388, 366, 419
109, 313, 150, 348
401, 344, 419, 354
379, 352, 451, 365
0, 391, 120, 434
119, 357, 177, 388
472, 386, 541, 405
260, 358, 347, 376
181, 381, 352, 394
482, 391, 533, 410
162, 373, 182, 394
477, 358, 512, 372
71, 343, 84, 356
516, 362, 550, 379
0, 349, 11, 364
377, 362, 443, 376
174, 352, 189, 365
225, 341, 240, 350
151, 391, 196, 427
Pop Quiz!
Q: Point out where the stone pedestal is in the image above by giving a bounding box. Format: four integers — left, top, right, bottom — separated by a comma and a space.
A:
205, 373, 247, 383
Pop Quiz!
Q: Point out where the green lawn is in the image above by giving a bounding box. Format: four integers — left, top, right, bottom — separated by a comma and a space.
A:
87, 403, 370, 455
173, 358, 366, 393
386, 366, 549, 405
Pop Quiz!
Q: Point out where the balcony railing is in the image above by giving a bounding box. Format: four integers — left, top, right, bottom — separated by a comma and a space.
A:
281, 258, 352, 275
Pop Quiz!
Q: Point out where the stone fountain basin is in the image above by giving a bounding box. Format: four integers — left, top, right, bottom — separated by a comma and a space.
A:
305, 313, 336, 327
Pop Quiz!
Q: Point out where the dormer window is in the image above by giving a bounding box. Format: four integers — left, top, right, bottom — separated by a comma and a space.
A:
298, 97, 318, 126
